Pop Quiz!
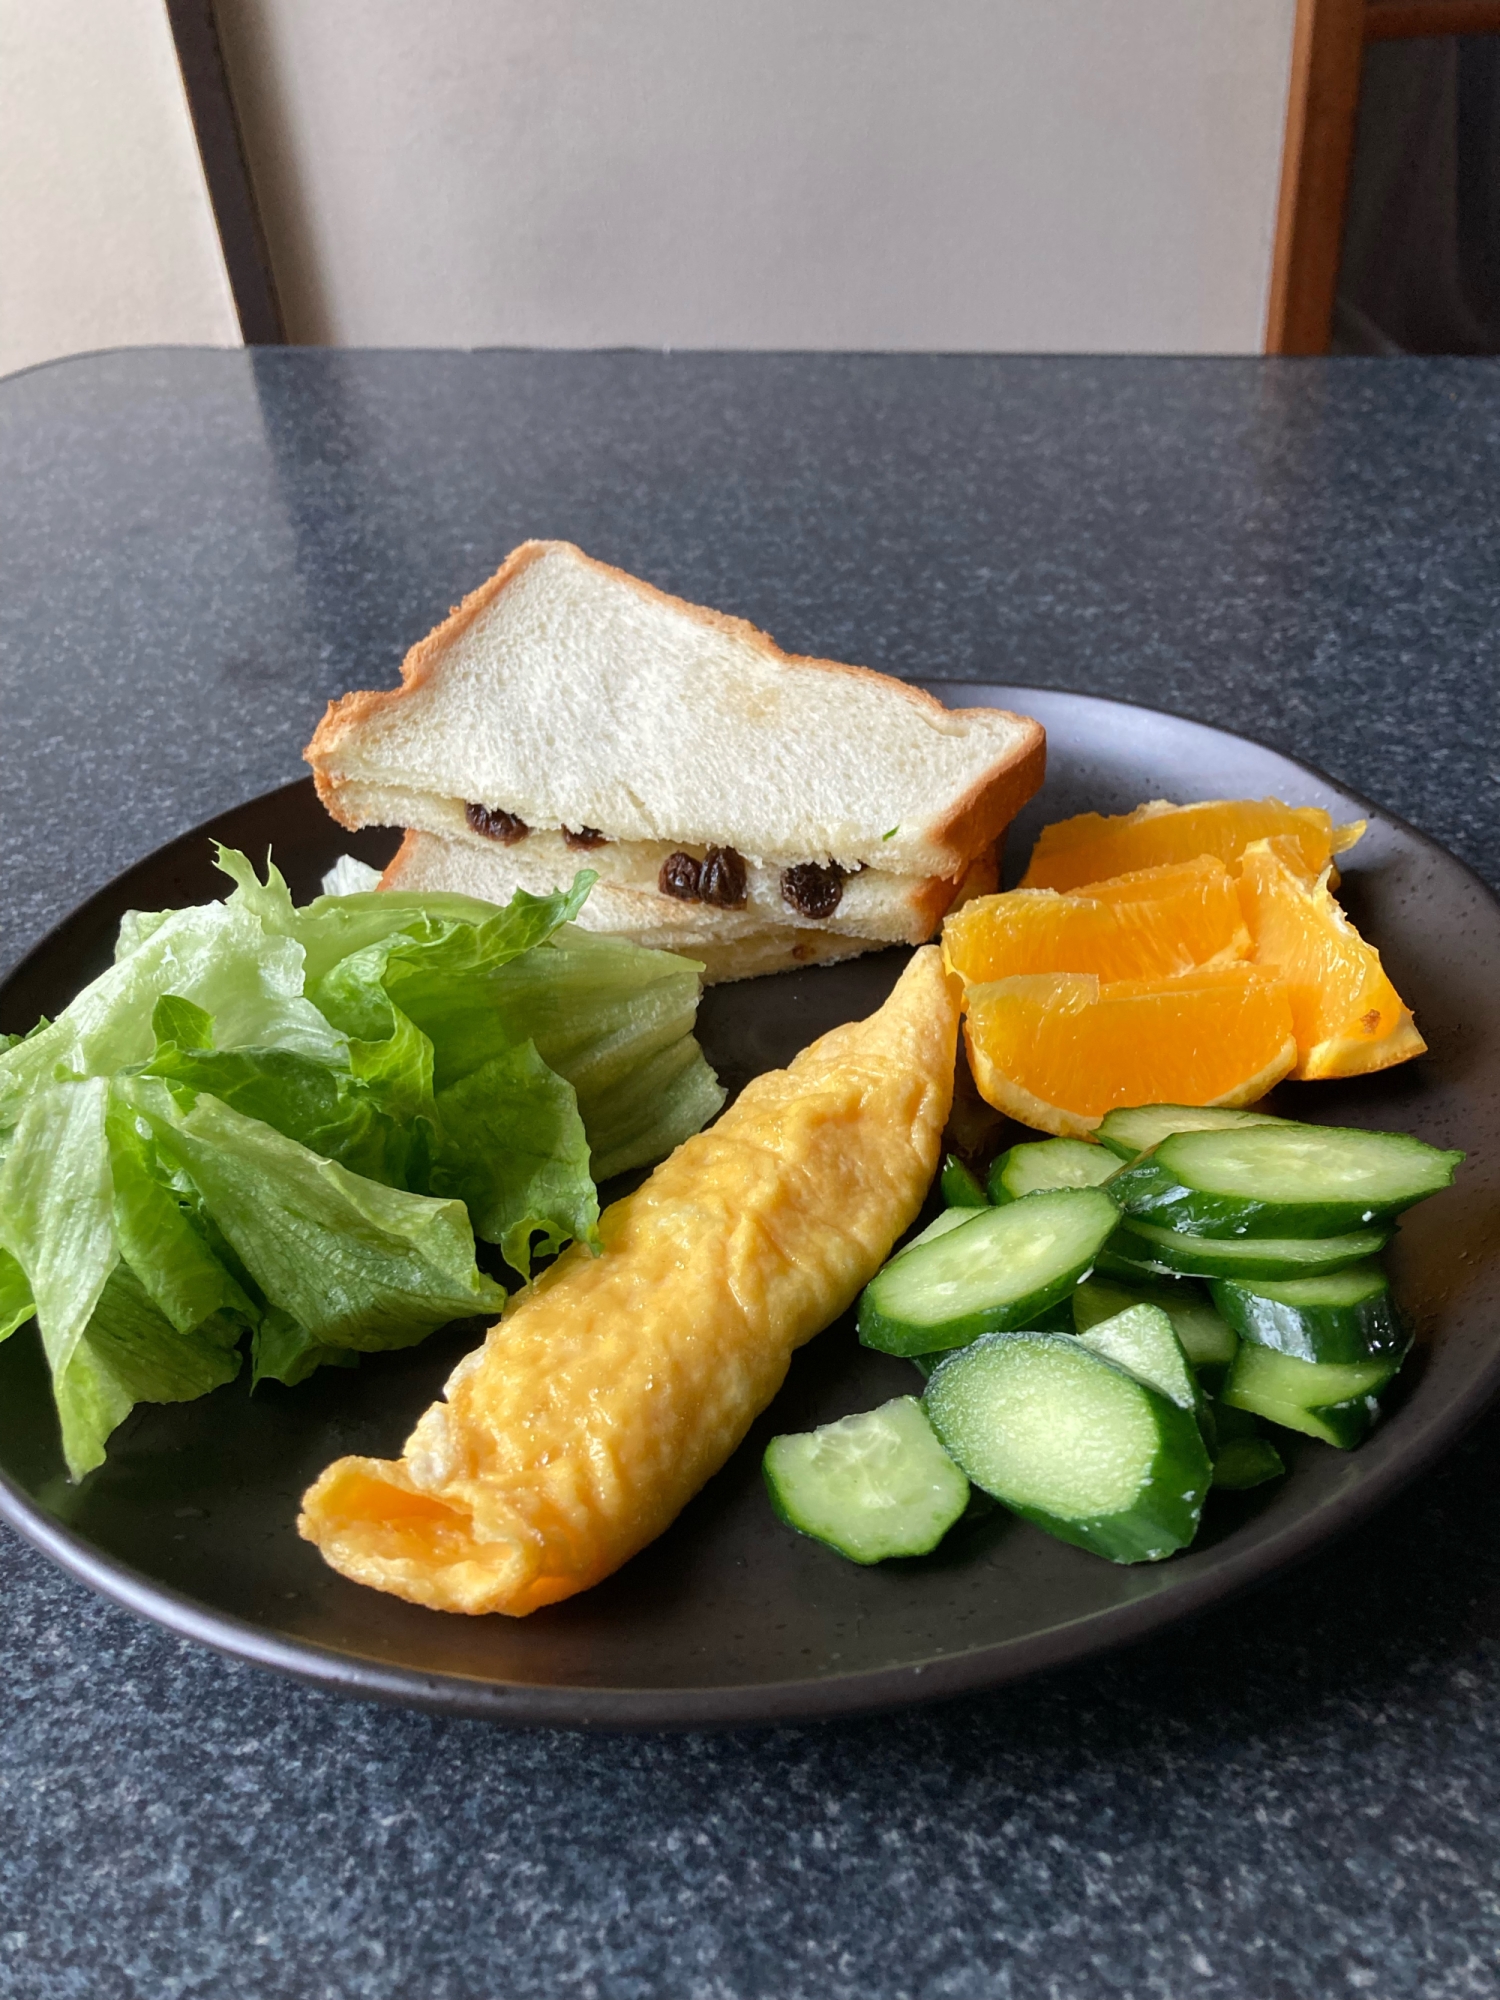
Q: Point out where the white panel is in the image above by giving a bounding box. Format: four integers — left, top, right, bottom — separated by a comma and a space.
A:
0, 0, 241, 380
220, 0, 1297, 355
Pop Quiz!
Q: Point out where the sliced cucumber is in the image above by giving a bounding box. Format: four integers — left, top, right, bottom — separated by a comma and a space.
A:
988, 1138, 1118, 1204
940, 1155, 990, 1208
763, 1397, 970, 1562
1113, 1218, 1389, 1282
1211, 1436, 1286, 1489
858, 1187, 1119, 1357
907, 1293, 1074, 1378
1111, 1123, 1463, 1239
1073, 1274, 1238, 1369
893, 1206, 985, 1260
924, 1331, 1211, 1563
1210, 1261, 1406, 1366
1096, 1103, 1286, 1162
1221, 1339, 1407, 1449
1075, 1304, 1197, 1411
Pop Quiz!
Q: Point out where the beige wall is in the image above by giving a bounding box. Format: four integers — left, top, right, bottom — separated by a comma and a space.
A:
220, 0, 1297, 354
0, 0, 240, 380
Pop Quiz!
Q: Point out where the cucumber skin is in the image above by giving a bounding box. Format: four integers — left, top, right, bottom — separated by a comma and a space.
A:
907, 1294, 1073, 1378
925, 1335, 1212, 1564
1113, 1220, 1390, 1282
1211, 1436, 1286, 1489
858, 1191, 1119, 1357
1111, 1156, 1405, 1241
1110, 1129, 1463, 1241
1096, 1104, 1285, 1162
1210, 1274, 1408, 1366
1221, 1339, 1406, 1449
941, 1156, 990, 1208
1223, 1387, 1381, 1449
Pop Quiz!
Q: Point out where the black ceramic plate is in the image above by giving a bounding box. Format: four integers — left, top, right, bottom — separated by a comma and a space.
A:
2, 687, 1497, 1729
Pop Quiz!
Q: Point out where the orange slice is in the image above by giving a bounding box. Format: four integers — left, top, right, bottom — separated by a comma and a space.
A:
963, 965, 1297, 1137
943, 856, 1249, 986
1020, 798, 1366, 894
1235, 837, 1425, 1081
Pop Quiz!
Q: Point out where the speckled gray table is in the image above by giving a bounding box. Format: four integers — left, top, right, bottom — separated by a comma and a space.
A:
2, 350, 1498, 2000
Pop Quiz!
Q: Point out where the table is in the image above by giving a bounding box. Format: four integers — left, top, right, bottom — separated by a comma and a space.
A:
2, 349, 1498, 2000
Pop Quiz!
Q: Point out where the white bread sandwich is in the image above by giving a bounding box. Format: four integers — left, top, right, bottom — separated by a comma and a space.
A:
306, 541, 1044, 981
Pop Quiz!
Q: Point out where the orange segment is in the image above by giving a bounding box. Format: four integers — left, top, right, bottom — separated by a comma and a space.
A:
1020, 798, 1366, 894
1235, 838, 1425, 1081
964, 966, 1297, 1137
943, 857, 1250, 985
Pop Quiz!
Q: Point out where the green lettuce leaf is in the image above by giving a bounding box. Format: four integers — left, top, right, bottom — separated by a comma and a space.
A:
251, 1306, 360, 1390
105, 1082, 257, 1333
54, 1263, 243, 1480
133, 1081, 507, 1353
0, 1247, 34, 1343
0, 894, 343, 1131
0, 1078, 119, 1391
482, 926, 727, 1180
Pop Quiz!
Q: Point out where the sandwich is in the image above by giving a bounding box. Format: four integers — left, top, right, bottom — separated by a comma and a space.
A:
305, 541, 1045, 981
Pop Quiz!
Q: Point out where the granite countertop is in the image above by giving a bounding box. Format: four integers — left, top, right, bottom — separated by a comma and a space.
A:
2, 349, 1498, 2000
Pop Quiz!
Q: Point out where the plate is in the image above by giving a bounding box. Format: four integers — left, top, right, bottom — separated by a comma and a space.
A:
2, 686, 1497, 1729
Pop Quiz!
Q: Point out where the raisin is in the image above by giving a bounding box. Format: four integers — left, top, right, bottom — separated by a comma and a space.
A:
659, 852, 703, 901
780, 861, 845, 919
699, 846, 748, 909
563, 826, 608, 850
466, 802, 529, 844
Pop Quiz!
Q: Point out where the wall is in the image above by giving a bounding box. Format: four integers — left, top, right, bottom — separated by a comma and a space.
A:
219, 0, 1298, 354
0, 0, 240, 380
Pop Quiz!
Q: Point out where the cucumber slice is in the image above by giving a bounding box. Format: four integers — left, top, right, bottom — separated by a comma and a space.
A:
1112, 1123, 1464, 1239
1075, 1304, 1197, 1411
908, 1293, 1074, 1378
1114, 1218, 1389, 1282
988, 1138, 1118, 1204
893, 1206, 985, 1260
1211, 1436, 1285, 1489
1096, 1103, 1286, 1161
763, 1397, 970, 1562
858, 1187, 1119, 1358
940, 1155, 990, 1208
1210, 1262, 1406, 1365
924, 1331, 1211, 1563
1221, 1339, 1407, 1449
1073, 1274, 1238, 1369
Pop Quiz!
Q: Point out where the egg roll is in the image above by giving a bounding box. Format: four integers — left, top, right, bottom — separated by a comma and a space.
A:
298, 945, 960, 1615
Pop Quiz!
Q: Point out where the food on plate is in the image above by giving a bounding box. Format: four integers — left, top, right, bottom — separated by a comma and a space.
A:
1235, 835, 1425, 1078
923, 1327, 1212, 1564
764, 1102, 1460, 1569
0, 849, 722, 1477
943, 855, 1250, 985
946, 796, 1422, 1132
304, 539, 1044, 981
763, 1397, 971, 1564
1020, 797, 1365, 894
962, 965, 1298, 1138
988, 1135, 1121, 1202
297, 946, 960, 1616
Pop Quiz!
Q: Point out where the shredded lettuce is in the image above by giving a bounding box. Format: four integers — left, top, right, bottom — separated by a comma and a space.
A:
0, 845, 723, 1475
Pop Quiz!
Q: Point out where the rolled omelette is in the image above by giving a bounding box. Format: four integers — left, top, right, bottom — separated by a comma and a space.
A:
298, 944, 960, 1615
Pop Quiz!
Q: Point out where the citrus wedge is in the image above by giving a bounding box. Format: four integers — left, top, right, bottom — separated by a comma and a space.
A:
1235, 837, 1425, 1081
1020, 798, 1366, 894
964, 965, 1297, 1137
943, 856, 1249, 986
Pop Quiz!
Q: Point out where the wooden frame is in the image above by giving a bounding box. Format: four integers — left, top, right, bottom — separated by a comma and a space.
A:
1267, 0, 1500, 354
165, 0, 283, 344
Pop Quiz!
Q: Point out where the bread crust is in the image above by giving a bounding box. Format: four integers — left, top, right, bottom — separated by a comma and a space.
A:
306, 540, 1045, 864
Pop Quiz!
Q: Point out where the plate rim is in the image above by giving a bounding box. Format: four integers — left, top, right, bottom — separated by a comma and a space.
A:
3, 682, 1499, 1731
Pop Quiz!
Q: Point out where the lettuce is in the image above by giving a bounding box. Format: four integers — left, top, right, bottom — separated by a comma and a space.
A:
0, 845, 722, 1474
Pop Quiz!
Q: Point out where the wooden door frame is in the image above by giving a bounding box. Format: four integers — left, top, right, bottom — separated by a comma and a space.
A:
1266, 0, 1500, 354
